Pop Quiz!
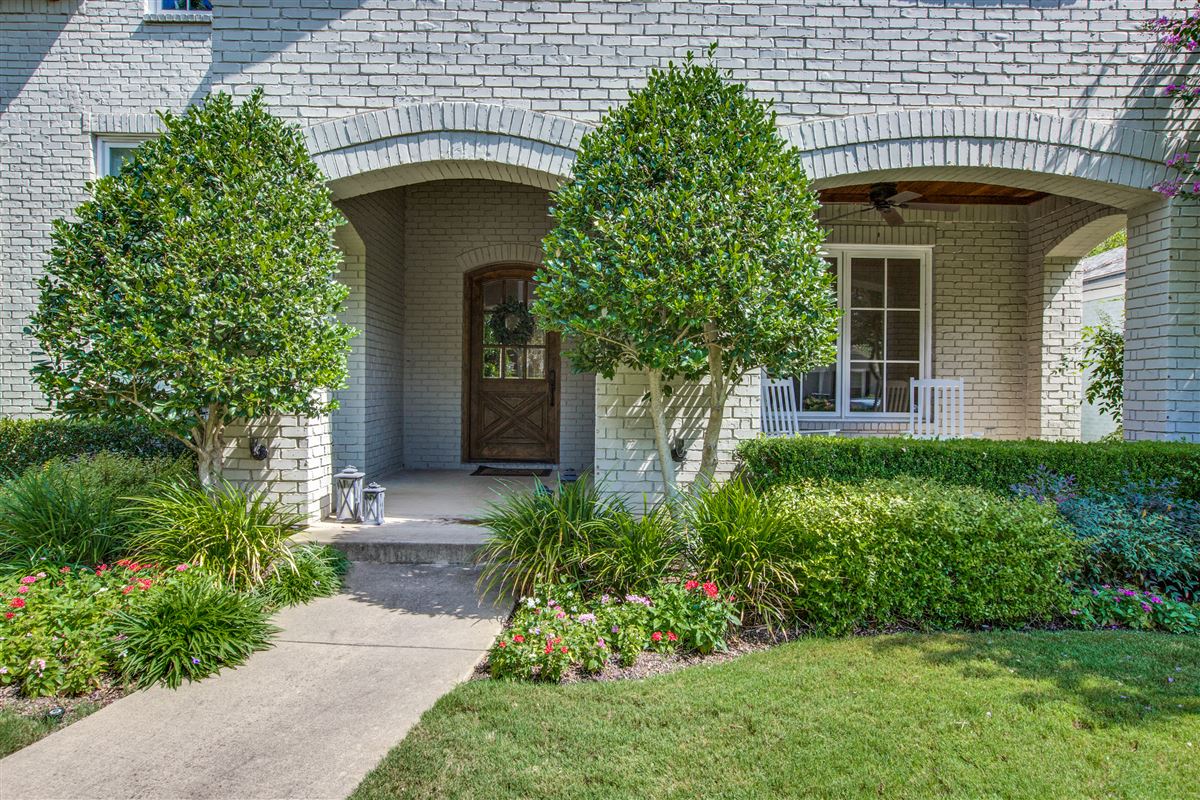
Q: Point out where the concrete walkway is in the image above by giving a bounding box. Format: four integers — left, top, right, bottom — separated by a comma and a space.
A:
0, 563, 508, 800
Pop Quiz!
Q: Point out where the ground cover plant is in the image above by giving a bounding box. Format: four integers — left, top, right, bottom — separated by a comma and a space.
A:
352, 631, 1199, 800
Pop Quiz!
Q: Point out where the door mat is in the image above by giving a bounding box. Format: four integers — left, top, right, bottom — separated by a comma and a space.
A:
471, 466, 552, 477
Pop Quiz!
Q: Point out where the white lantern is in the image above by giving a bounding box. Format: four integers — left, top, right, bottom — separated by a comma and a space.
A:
334, 465, 365, 522
362, 482, 386, 525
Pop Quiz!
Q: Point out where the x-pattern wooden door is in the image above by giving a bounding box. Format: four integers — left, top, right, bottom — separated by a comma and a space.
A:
463, 265, 560, 463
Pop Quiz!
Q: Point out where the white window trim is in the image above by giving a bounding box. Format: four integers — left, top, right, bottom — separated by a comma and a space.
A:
143, 0, 212, 22
795, 243, 934, 422
93, 135, 153, 179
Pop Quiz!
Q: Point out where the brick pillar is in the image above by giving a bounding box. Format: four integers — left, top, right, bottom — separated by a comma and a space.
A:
1029, 256, 1083, 440
221, 414, 333, 521
593, 368, 761, 500
1124, 200, 1200, 441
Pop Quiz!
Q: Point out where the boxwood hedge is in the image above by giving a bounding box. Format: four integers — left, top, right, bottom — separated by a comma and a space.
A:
736, 436, 1200, 499
0, 418, 188, 478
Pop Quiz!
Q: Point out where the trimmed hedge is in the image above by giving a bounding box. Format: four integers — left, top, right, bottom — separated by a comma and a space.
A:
0, 418, 188, 478
772, 479, 1079, 632
736, 436, 1200, 499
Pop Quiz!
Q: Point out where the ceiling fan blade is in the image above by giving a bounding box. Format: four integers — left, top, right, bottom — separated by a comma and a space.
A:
886, 190, 921, 204
901, 201, 961, 213
880, 207, 906, 226
821, 205, 874, 223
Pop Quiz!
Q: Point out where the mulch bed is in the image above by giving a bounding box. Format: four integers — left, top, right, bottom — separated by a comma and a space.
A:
0, 679, 125, 721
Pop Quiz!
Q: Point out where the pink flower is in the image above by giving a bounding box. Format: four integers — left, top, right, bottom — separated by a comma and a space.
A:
19, 576, 37, 585
175, 564, 190, 572
702, 582, 719, 599
16, 586, 28, 594
651, 631, 663, 642
59, 567, 71, 574
667, 631, 678, 642
8, 598, 25, 609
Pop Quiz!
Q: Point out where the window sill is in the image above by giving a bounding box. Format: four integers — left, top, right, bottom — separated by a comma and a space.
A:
143, 11, 212, 24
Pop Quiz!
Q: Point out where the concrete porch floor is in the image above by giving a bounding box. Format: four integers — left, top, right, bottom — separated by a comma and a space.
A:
296, 469, 555, 564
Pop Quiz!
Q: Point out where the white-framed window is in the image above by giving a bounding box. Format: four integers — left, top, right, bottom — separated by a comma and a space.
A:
149, 0, 212, 11
94, 136, 153, 179
789, 245, 933, 419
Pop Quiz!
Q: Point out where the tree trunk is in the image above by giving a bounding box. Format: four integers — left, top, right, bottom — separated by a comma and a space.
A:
697, 324, 728, 485
192, 406, 226, 491
644, 368, 677, 499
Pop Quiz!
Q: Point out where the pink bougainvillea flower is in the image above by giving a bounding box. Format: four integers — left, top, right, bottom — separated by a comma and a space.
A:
9, 598, 25, 609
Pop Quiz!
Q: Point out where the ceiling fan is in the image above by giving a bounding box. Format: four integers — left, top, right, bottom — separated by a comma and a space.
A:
823, 182, 961, 226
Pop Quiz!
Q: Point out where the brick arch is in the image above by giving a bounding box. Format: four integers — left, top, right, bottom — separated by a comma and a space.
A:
783, 109, 1169, 211
454, 243, 545, 273
303, 102, 591, 199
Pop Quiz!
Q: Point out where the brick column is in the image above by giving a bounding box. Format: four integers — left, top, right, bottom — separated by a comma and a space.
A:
1124, 200, 1200, 441
221, 413, 333, 520
1029, 256, 1084, 440
593, 368, 761, 500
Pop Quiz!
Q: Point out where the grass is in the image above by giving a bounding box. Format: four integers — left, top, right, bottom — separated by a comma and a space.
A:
0, 703, 100, 759
352, 631, 1199, 800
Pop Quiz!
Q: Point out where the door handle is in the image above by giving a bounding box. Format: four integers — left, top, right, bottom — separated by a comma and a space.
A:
548, 369, 557, 406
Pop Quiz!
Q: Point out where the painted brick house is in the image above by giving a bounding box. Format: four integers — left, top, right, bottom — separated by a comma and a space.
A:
2, 0, 1197, 519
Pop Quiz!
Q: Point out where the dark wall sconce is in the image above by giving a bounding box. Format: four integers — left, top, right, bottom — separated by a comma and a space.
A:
249, 439, 269, 461
670, 436, 688, 463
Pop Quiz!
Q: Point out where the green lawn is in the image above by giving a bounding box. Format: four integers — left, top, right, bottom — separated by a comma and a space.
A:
353, 631, 1199, 800
0, 702, 100, 759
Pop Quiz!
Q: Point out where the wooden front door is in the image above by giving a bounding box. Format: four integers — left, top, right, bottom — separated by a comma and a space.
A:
463, 265, 560, 463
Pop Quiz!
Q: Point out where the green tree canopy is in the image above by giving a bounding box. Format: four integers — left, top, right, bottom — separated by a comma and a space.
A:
29, 90, 354, 486
533, 52, 838, 490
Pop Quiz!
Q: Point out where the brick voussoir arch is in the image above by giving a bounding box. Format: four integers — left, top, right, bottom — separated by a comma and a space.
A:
303, 102, 593, 199
783, 109, 1169, 210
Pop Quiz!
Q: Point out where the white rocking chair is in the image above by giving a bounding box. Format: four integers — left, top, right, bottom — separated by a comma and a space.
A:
761, 376, 800, 437
908, 378, 966, 439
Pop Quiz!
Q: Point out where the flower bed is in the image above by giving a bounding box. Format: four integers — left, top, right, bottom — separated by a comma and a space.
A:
487, 581, 739, 682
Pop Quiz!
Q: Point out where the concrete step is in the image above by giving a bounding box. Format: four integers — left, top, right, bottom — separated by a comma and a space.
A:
294, 518, 489, 565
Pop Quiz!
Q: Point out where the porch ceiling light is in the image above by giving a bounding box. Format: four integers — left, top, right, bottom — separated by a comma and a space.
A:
334, 465, 366, 523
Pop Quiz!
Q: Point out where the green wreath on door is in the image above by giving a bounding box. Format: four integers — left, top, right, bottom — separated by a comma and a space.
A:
488, 298, 537, 346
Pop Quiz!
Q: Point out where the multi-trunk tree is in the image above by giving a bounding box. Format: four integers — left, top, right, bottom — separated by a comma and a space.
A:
30, 91, 355, 487
533, 52, 839, 495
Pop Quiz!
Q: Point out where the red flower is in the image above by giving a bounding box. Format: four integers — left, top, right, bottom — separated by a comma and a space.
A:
4, 612, 13, 620
122, 585, 134, 595
667, 631, 678, 642
60, 566, 71, 574
560, 646, 568, 654
512, 634, 525, 644
702, 582, 719, 599
96, 564, 109, 572
497, 640, 507, 648
651, 631, 663, 642
9, 598, 25, 609
544, 644, 553, 654
138, 579, 153, 590
684, 580, 699, 591
116, 559, 131, 567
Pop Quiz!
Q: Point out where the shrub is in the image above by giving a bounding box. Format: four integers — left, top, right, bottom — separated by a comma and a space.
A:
1015, 472, 1200, 602
127, 480, 303, 590
736, 437, 1200, 500
0, 562, 191, 697
111, 577, 277, 689
578, 506, 682, 595
476, 478, 621, 596
0, 454, 192, 567
771, 479, 1079, 633
0, 418, 188, 479
261, 544, 348, 607
1070, 586, 1198, 634
683, 479, 806, 630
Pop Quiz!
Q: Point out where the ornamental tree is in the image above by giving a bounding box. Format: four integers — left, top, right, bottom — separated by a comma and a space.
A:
533, 52, 838, 493
1146, 8, 1200, 198
29, 91, 354, 487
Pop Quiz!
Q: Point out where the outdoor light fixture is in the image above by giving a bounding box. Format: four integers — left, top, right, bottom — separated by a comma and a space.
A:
670, 436, 688, 463
248, 438, 269, 461
334, 465, 365, 522
362, 482, 386, 525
